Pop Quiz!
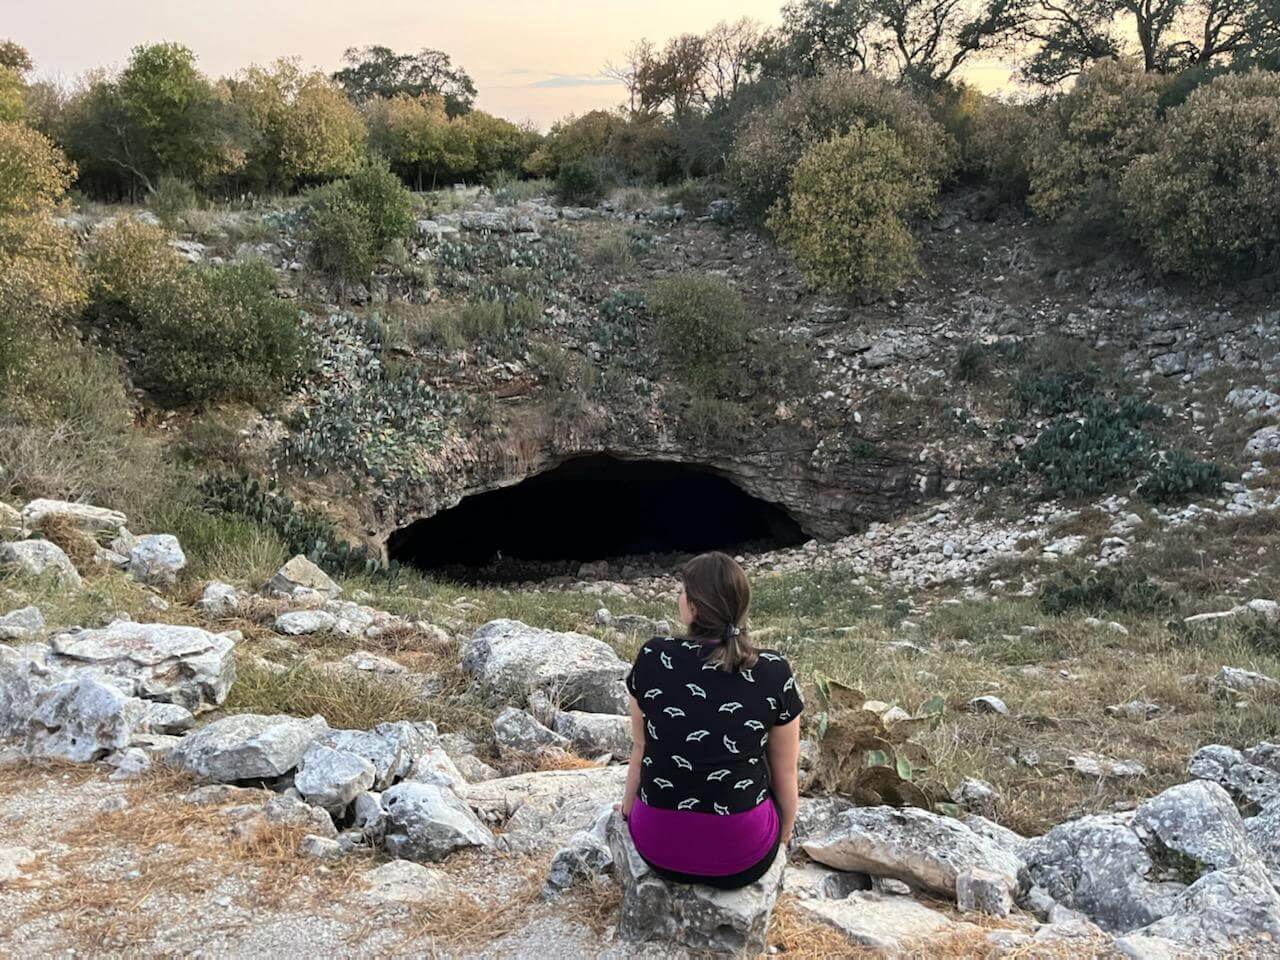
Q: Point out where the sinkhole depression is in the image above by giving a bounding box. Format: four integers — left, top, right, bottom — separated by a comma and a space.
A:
387, 455, 808, 577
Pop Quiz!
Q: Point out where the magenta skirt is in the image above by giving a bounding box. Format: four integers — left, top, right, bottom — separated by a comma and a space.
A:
628, 796, 779, 877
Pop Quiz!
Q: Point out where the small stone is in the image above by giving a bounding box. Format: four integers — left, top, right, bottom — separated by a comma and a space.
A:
265, 555, 341, 599
128, 534, 186, 587
957, 865, 1013, 917
967, 695, 1009, 716
0, 540, 81, 588
274, 610, 338, 636
0, 606, 44, 642
299, 834, 344, 860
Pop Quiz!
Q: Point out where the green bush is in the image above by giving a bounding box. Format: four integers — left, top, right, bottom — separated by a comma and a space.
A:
953, 342, 993, 383
727, 73, 954, 221
1137, 451, 1224, 503
556, 159, 607, 206
1028, 59, 1168, 227
1014, 396, 1162, 498
305, 189, 376, 287
768, 124, 938, 293
304, 158, 416, 287
131, 260, 309, 406
1039, 565, 1175, 616
965, 97, 1038, 205
148, 176, 200, 228
1120, 71, 1280, 281
650, 273, 751, 396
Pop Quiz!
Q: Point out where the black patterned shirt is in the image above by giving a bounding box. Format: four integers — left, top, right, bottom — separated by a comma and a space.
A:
625, 636, 805, 815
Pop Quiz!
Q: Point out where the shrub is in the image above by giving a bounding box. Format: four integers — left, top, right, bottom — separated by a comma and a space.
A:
727, 73, 954, 220
304, 189, 376, 287
1120, 71, 1280, 281
1027, 59, 1168, 227
525, 110, 625, 178
0, 123, 83, 387
1137, 451, 1224, 503
768, 124, 938, 293
965, 97, 1038, 205
342, 158, 416, 248
953, 342, 993, 383
1039, 565, 1175, 616
128, 260, 308, 406
148, 176, 200, 228
650, 273, 751, 396
83, 217, 182, 337
556, 159, 607, 206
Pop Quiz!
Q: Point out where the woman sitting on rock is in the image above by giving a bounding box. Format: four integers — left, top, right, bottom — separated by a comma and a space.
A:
619, 551, 803, 889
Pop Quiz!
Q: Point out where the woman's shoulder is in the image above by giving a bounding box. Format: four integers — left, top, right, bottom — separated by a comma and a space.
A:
753, 649, 793, 669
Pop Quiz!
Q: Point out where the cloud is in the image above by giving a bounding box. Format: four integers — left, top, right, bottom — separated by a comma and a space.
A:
525, 73, 621, 89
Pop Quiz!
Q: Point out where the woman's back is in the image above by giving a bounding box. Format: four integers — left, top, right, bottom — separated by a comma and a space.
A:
627, 636, 802, 814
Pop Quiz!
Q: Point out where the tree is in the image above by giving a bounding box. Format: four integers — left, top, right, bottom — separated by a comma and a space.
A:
62, 43, 239, 195
334, 46, 476, 116
0, 39, 31, 123
366, 93, 472, 186
610, 21, 765, 118
0, 40, 32, 73
227, 59, 366, 189
0, 123, 83, 386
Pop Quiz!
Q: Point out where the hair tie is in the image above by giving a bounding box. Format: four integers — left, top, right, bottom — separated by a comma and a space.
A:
723, 624, 741, 641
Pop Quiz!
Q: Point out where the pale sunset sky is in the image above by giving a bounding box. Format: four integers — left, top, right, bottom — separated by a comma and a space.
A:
3, 0, 1018, 127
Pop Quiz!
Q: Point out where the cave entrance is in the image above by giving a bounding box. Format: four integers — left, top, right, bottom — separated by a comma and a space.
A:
387, 455, 807, 579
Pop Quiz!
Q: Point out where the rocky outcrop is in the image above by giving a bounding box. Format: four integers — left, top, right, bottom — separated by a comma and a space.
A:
24, 676, 149, 762
264, 555, 341, 599
168, 713, 328, 782
19, 499, 128, 535
461, 766, 627, 854
608, 811, 785, 957
460, 619, 628, 714
48, 622, 235, 713
294, 743, 376, 814
380, 782, 494, 862
552, 710, 632, 760
802, 805, 1024, 903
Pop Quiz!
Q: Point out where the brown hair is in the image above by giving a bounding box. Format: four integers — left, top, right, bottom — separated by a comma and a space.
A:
680, 551, 757, 672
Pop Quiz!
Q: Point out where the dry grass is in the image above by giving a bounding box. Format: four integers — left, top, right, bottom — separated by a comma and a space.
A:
392, 855, 545, 951
11, 766, 362, 948
30, 513, 100, 570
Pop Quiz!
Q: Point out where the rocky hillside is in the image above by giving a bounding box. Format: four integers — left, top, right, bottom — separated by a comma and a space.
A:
1, 182, 1279, 958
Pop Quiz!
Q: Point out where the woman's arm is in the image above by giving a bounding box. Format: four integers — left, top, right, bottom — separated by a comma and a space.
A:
767, 718, 801, 847
621, 696, 646, 817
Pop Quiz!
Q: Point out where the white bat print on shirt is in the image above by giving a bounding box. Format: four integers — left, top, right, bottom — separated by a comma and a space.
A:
672, 755, 693, 770
718, 702, 743, 714
643, 688, 663, 699
744, 720, 765, 731
733, 779, 754, 790
723, 735, 740, 754
756, 788, 768, 804
758, 652, 782, 661
660, 652, 673, 669
685, 683, 706, 698
643, 756, 652, 766
706, 769, 731, 781
653, 778, 674, 789
783, 676, 796, 692
702, 662, 718, 671
713, 803, 730, 816
686, 729, 710, 742
740, 669, 755, 683
647, 720, 659, 740
766, 697, 777, 710
663, 706, 686, 718
677, 798, 700, 810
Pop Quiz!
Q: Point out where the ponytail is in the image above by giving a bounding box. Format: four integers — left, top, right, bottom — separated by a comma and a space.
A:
681, 553, 758, 673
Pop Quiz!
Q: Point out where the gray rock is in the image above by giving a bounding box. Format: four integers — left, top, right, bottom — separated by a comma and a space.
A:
351, 791, 385, 835
274, 610, 338, 636
493, 706, 568, 752
127, 534, 186, 586
1188, 744, 1280, 811
195, 580, 241, 618
0, 845, 35, 883
315, 728, 406, 790
957, 865, 1014, 917
454, 754, 499, 782
299, 834, 343, 859
48, 621, 235, 712
797, 890, 963, 950
462, 766, 627, 854
264, 555, 341, 599
543, 806, 613, 898
1132, 781, 1258, 874
1133, 864, 1280, 949
230, 793, 336, 841
404, 746, 466, 792
608, 811, 784, 956
802, 805, 1023, 901
360, 860, 450, 905
1215, 665, 1278, 693
956, 777, 998, 817
24, 676, 148, 762
552, 710, 633, 760
1245, 803, 1280, 890
1021, 812, 1184, 933
793, 795, 856, 848
461, 619, 627, 714
295, 743, 376, 813
380, 781, 494, 862
140, 700, 195, 734
168, 713, 328, 782
0, 540, 81, 588
1067, 753, 1147, 779
1245, 426, 1280, 456
0, 606, 44, 642
967, 695, 1009, 715
20, 499, 127, 535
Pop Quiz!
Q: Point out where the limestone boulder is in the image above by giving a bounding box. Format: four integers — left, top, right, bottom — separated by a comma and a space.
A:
1244, 803, 1280, 890
0, 646, 59, 737
360, 860, 450, 906
1131, 781, 1260, 873
0, 540, 81, 588
461, 619, 628, 714
314, 728, 407, 790
380, 781, 494, 862
24, 676, 149, 762
195, 580, 242, 618
553, 710, 633, 760
461, 766, 627, 854
0, 606, 44, 642
543, 806, 613, 898
1021, 812, 1184, 933
295, 743, 377, 813
608, 811, 785, 957
798, 890, 966, 951
493, 706, 568, 752
48, 621, 235, 712
127, 534, 186, 586
802, 805, 1024, 902
274, 610, 337, 635
1188, 744, 1280, 811
20, 499, 127, 536
404, 746, 466, 792
1131, 864, 1280, 950
168, 713, 328, 782
264, 555, 341, 599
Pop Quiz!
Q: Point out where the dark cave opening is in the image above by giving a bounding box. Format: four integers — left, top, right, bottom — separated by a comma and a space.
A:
387, 455, 808, 578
